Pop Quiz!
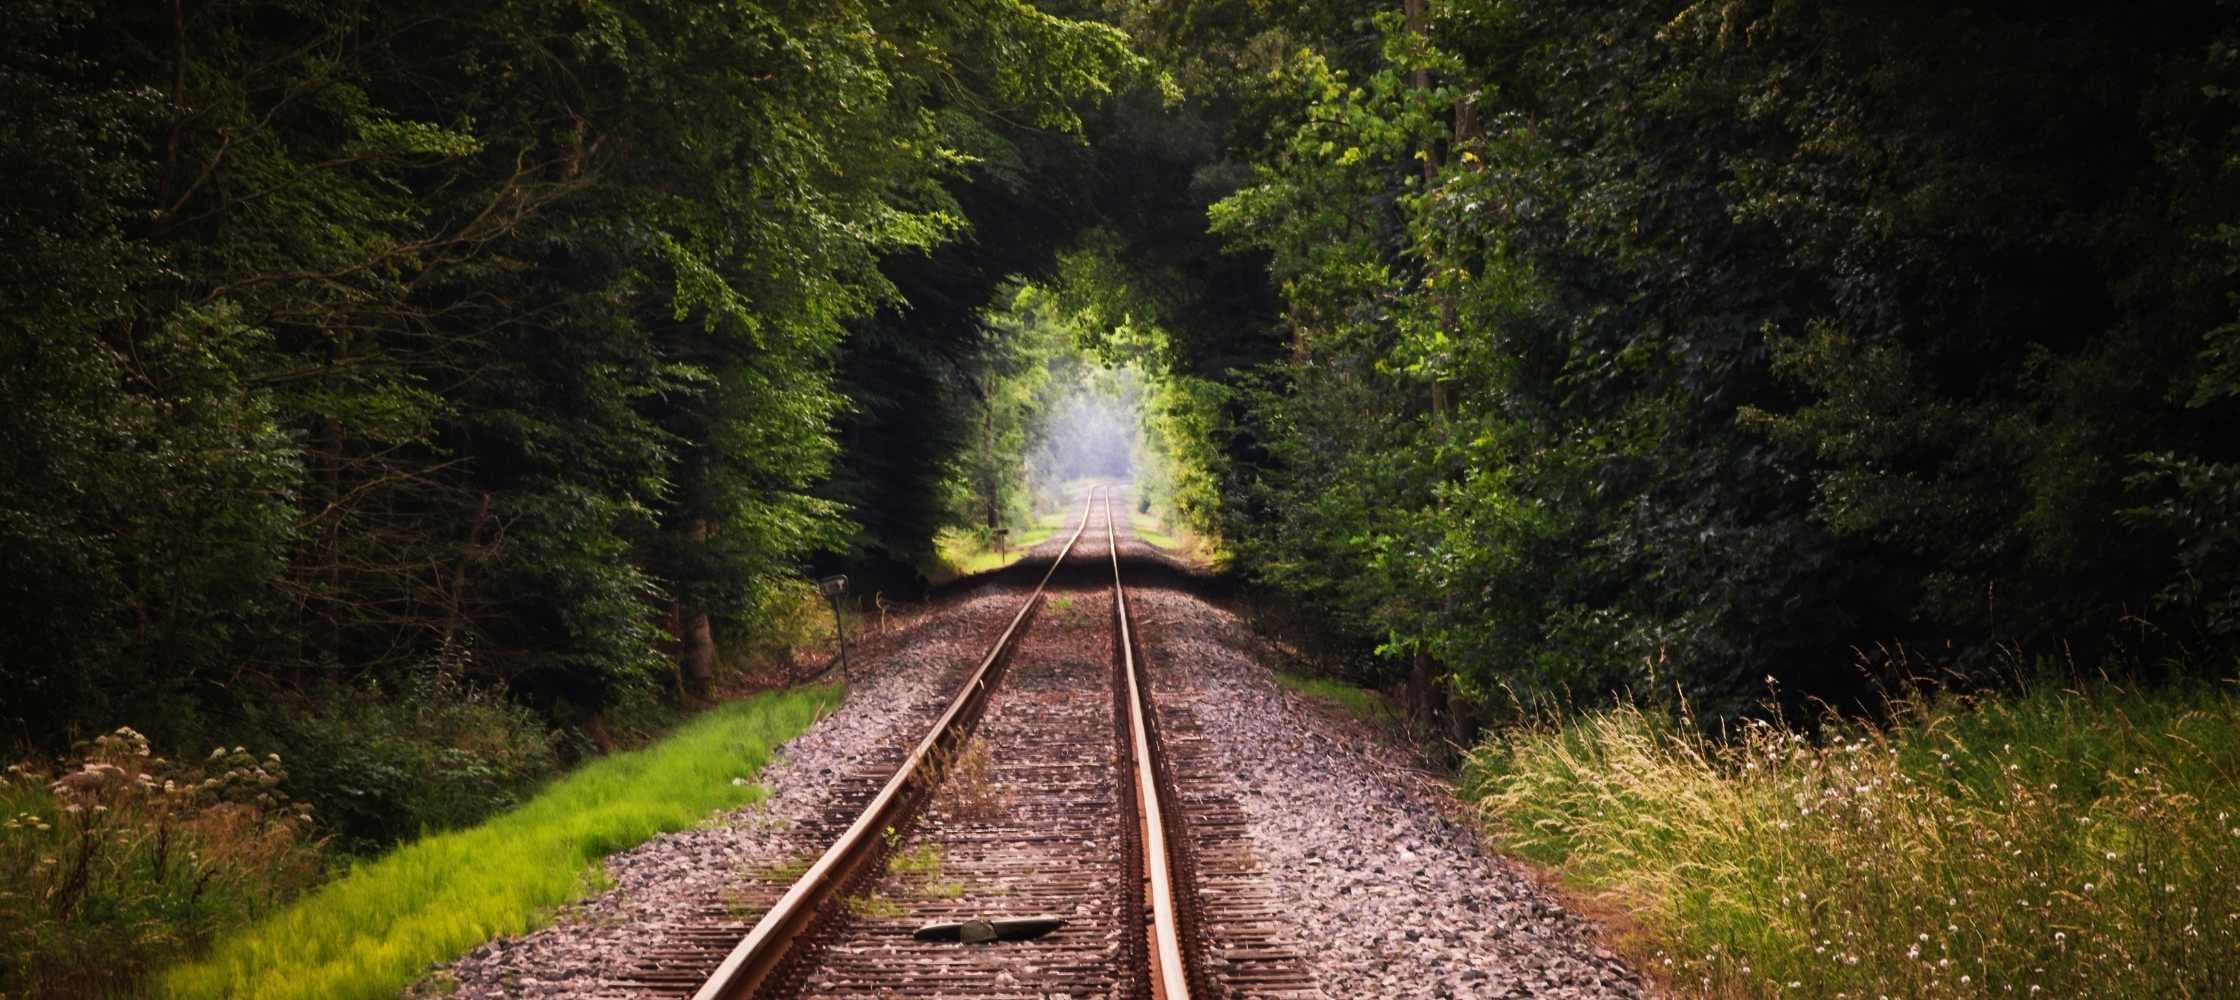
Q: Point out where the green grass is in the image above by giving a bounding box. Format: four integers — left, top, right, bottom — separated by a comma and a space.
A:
1130, 512, 1181, 550
159, 685, 841, 1000
1275, 672, 1397, 727
1462, 680, 2240, 997
889, 842, 943, 878
844, 893, 906, 919
930, 516, 1064, 580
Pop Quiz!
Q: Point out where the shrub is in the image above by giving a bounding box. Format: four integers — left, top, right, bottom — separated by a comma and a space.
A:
256, 672, 558, 853
0, 728, 323, 997
1464, 682, 2240, 997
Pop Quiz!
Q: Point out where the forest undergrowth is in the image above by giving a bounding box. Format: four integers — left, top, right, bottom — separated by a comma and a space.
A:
1463, 678, 2240, 998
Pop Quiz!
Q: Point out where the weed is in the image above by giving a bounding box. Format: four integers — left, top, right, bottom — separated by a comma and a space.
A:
929, 739, 1005, 823
0, 729, 322, 998
890, 842, 943, 877
844, 893, 906, 919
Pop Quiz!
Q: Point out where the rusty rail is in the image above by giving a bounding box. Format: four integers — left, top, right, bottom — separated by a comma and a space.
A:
690, 488, 1101, 1000
1107, 490, 1199, 999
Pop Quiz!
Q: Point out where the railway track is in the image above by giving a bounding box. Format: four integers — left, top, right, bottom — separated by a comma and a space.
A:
603, 486, 1310, 999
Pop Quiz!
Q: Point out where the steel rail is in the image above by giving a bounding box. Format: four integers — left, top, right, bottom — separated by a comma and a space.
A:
691, 488, 1104, 1000
1107, 490, 1195, 1000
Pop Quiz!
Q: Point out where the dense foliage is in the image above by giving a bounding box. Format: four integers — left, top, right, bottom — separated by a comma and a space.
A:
1123, 0, 2240, 725
6, 0, 2239, 990
1, 0, 1133, 775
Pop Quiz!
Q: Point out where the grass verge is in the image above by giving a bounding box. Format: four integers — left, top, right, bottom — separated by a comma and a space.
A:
1461, 680, 2240, 997
1275, 672, 1398, 728
159, 684, 840, 1000
1130, 512, 1181, 550
928, 514, 1064, 581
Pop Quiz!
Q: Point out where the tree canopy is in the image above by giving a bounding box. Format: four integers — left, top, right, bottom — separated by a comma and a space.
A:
5, 0, 2235, 769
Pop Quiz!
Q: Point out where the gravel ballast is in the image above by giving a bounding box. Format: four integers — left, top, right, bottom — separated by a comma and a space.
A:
425, 586, 1032, 998
425, 514, 1641, 998
1133, 579, 1644, 1000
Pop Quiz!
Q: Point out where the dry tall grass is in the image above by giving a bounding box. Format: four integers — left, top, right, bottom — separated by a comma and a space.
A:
1, 729, 321, 997
1465, 682, 2240, 997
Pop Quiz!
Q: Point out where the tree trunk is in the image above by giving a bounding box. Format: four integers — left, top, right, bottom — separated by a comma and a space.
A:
1445, 681, 1473, 753
983, 405, 1001, 533
1407, 649, 1437, 730
676, 601, 716, 701
674, 518, 717, 700
436, 492, 492, 670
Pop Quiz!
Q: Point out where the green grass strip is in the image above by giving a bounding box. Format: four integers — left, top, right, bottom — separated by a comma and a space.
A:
1129, 512, 1181, 551
1275, 672, 1397, 727
931, 518, 1063, 578
159, 684, 841, 1000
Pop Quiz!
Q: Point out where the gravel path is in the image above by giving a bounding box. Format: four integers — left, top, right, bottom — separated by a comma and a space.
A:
421, 585, 1033, 998
1132, 581, 1644, 999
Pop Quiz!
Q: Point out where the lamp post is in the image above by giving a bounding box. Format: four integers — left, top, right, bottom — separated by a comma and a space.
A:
818, 574, 850, 684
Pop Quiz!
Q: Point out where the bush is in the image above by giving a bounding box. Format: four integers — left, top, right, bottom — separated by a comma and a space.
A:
256, 672, 558, 853
1463, 682, 2240, 997
0, 728, 323, 997
717, 576, 835, 683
